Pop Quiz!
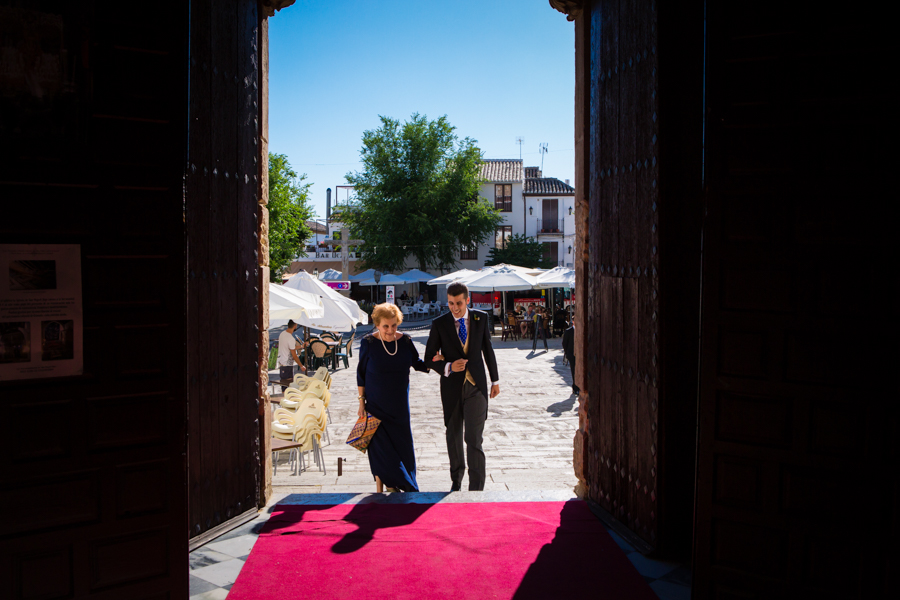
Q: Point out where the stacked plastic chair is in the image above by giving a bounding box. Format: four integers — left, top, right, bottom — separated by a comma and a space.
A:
271, 395, 327, 475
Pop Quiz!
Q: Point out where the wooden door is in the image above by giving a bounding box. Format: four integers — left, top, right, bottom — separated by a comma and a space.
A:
542, 198, 559, 231
570, 0, 703, 556
693, 4, 896, 597
185, 0, 265, 548
0, 2, 189, 597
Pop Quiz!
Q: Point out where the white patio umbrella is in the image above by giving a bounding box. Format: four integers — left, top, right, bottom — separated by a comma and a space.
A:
427, 268, 476, 286
282, 271, 368, 331
357, 273, 408, 286
349, 268, 379, 282
535, 266, 575, 289
464, 267, 540, 320
465, 267, 538, 291
398, 268, 437, 283
318, 268, 342, 280
268, 284, 325, 323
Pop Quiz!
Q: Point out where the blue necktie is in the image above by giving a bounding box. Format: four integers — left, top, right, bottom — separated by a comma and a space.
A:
458, 317, 467, 345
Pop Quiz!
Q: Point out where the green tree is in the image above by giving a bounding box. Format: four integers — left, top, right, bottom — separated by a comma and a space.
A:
344, 113, 503, 272
484, 234, 556, 269
267, 152, 314, 281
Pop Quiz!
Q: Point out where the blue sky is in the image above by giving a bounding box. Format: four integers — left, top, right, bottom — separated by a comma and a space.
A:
269, 0, 575, 220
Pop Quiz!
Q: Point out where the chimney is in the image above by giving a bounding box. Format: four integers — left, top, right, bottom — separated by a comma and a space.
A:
565, 179, 570, 186
326, 187, 331, 220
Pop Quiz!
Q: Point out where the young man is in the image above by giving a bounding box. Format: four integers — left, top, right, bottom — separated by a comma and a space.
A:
276, 320, 305, 392
425, 282, 500, 491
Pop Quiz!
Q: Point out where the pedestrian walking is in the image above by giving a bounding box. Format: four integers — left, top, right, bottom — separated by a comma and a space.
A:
425, 282, 500, 492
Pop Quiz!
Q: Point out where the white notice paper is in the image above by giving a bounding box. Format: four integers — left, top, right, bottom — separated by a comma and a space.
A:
0, 244, 83, 381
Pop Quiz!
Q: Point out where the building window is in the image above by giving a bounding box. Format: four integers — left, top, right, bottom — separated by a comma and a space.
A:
460, 244, 478, 260
494, 184, 512, 212
495, 225, 513, 249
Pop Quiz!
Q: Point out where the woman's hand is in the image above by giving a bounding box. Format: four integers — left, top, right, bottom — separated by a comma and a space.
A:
432, 354, 444, 362
357, 400, 366, 420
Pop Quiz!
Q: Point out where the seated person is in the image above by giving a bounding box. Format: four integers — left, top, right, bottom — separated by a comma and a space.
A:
520, 303, 536, 336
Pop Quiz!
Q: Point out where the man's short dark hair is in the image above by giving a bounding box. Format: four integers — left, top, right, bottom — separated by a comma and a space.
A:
447, 282, 469, 299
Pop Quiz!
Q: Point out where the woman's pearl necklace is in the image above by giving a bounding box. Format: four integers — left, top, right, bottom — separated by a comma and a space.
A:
378, 332, 399, 356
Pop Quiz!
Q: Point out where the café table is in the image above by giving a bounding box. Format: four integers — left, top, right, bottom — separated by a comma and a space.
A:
271, 437, 306, 475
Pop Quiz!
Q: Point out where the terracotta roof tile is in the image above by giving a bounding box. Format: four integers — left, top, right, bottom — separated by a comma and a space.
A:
479, 159, 523, 183
524, 177, 575, 194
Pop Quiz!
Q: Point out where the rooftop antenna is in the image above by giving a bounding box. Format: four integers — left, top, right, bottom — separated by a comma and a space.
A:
539, 142, 548, 172
515, 136, 524, 160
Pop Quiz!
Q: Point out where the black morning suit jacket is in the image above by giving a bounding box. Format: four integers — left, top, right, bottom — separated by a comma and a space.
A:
562, 325, 575, 364
425, 309, 500, 426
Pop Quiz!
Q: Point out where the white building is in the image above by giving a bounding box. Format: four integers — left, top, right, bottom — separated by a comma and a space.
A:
291, 159, 575, 277
458, 159, 575, 270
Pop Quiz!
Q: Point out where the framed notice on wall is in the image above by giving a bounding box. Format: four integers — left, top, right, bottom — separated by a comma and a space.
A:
0, 245, 83, 381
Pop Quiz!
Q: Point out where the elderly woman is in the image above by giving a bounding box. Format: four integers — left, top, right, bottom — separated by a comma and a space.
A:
357, 303, 435, 493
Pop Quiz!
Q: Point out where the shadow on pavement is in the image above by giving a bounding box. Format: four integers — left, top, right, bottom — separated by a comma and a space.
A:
546, 394, 578, 417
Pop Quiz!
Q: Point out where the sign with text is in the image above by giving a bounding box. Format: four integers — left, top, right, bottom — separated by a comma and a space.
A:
325, 281, 350, 291
513, 298, 541, 310
386, 285, 395, 304
0, 244, 83, 381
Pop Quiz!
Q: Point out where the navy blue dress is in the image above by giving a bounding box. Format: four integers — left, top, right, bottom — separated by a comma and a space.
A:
357, 333, 429, 492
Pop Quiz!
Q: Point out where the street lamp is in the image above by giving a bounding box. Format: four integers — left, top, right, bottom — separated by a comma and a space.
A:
313, 268, 318, 278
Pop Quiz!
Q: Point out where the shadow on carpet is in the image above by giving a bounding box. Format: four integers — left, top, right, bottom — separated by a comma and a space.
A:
227, 500, 657, 600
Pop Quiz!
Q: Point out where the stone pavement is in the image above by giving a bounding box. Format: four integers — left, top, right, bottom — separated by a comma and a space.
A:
269, 326, 580, 494
190, 326, 692, 600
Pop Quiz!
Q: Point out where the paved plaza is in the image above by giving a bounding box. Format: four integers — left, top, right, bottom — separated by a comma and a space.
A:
191, 323, 692, 600
270, 323, 580, 494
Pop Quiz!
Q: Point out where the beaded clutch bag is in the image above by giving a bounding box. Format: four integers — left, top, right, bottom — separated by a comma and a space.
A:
346, 412, 381, 453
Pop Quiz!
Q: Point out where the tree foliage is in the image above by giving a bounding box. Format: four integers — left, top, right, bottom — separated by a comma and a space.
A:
267, 152, 313, 281
344, 114, 502, 272
484, 234, 557, 269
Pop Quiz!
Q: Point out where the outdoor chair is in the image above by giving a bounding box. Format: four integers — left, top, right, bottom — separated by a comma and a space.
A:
344, 332, 356, 358
308, 339, 334, 370
333, 347, 349, 369
272, 426, 315, 476
272, 398, 327, 474
318, 332, 339, 346
503, 314, 519, 341
416, 304, 429, 319
292, 372, 322, 391
283, 386, 332, 429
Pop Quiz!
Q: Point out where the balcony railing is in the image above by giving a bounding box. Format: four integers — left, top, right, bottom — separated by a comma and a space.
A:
536, 219, 565, 234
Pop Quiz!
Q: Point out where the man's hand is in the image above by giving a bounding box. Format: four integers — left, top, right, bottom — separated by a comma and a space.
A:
490, 384, 500, 399
451, 358, 468, 372
432, 354, 444, 362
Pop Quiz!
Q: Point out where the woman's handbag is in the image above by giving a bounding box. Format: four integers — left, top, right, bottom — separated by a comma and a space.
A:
346, 412, 381, 453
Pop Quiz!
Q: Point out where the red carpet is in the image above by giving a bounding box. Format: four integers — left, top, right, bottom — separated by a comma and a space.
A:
227, 500, 657, 600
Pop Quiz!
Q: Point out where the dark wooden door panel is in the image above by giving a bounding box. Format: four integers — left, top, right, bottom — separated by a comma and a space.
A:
694, 3, 896, 597
186, 0, 262, 545
0, 2, 188, 597
579, 0, 702, 556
